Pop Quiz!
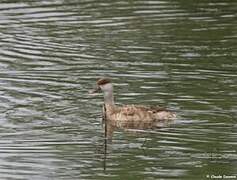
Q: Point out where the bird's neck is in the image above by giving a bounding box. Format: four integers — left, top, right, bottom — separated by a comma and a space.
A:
104, 90, 115, 108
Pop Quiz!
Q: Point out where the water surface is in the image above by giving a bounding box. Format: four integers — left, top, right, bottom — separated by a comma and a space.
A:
0, 0, 236, 179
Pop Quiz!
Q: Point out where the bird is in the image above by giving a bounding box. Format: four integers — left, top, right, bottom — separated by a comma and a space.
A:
90, 78, 176, 133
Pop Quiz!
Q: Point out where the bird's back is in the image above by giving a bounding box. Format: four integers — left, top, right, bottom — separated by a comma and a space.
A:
105, 104, 176, 129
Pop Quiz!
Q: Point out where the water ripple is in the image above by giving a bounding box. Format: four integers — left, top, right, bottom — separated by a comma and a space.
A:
0, 0, 236, 179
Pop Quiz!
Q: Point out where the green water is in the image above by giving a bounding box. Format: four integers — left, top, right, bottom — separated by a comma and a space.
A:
0, 0, 236, 179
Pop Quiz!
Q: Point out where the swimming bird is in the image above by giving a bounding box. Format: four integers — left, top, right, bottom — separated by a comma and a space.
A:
90, 78, 176, 131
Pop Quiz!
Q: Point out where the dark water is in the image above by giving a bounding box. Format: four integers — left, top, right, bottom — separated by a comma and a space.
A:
0, 0, 236, 179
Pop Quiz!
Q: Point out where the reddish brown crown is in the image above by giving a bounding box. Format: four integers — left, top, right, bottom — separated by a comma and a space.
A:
97, 78, 111, 86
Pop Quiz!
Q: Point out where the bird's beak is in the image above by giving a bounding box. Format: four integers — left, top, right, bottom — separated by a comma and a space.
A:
89, 86, 101, 94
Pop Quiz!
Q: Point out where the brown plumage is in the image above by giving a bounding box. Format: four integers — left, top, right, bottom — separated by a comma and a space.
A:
97, 78, 111, 86
91, 78, 176, 131
104, 104, 176, 129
